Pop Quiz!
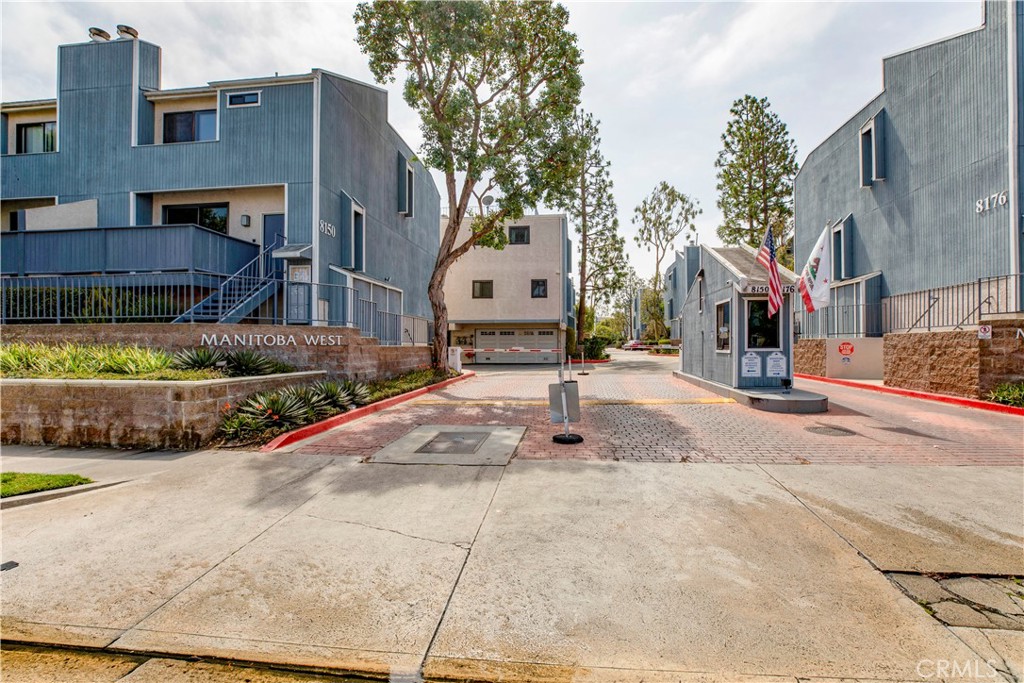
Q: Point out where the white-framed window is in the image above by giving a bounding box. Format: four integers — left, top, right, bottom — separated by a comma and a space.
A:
227, 91, 261, 108
745, 298, 781, 351
715, 299, 731, 352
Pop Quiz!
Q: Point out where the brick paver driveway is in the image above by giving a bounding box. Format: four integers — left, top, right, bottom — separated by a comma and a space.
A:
295, 350, 1023, 465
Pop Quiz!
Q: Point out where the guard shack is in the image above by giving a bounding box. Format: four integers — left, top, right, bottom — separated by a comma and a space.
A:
675, 244, 827, 413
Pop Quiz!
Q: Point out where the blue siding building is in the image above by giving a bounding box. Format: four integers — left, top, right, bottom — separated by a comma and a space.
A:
794, 1, 1022, 337
1, 27, 439, 332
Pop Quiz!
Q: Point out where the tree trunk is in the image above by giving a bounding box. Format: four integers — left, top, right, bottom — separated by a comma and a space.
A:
428, 265, 449, 373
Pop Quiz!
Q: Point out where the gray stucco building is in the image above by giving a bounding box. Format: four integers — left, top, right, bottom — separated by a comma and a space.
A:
794, 1, 1022, 337
2, 26, 439, 333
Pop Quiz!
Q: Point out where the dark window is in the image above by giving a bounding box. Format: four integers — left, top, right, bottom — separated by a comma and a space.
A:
16, 122, 56, 154
509, 226, 530, 244
832, 226, 844, 282
163, 110, 216, 143
716, 301, 731, 352
473, 280, 493, 299
747, 300, 780, 349
228, 92, 259, 106
353, 209, 365, 271
9, 211, 21, 231
860, 127, 874, 187
164, 204, 228, 234
531, 279, 548, 298
405, 167, 415, 218
697, 277, 704, 313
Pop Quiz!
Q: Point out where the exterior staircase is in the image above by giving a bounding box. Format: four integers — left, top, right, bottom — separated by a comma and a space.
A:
174, 236, 284, 324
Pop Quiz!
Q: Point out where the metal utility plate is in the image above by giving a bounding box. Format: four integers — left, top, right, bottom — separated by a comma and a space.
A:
370, 425, 526, 465
415, 432, 489, 455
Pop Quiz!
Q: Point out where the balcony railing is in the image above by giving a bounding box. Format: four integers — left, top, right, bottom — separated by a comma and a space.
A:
1, 224, 259, 277
796, 273, 1022, 338
1, 273, 431, 346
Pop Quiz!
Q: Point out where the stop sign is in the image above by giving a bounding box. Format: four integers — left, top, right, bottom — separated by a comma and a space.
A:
838, 342, 855, 356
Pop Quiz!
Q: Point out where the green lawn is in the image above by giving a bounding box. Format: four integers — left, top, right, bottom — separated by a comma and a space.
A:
1, 472, 93, 498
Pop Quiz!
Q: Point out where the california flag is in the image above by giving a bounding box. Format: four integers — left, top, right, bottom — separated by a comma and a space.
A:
798, 225, 831, 313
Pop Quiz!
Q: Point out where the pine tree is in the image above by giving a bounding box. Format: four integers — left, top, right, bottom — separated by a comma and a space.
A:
715, 95, 799, 261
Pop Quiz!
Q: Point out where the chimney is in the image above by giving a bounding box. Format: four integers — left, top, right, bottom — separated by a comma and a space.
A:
88, 27, 111, 42
116, 25, 139, 39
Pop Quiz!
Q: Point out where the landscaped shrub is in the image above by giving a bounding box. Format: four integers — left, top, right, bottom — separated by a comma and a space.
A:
342, 378, 373, 405
0, 342, 183, 378
171, 347, 228, 371
225, 348, 293, 376
582, 335, 612, 361
310, 380, 356, 410
987, 382, 1024, 407
172, 347, 293, 377
220, 377, 374, 445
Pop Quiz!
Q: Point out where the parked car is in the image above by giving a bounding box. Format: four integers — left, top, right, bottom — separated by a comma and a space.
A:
623, 339, 649, 351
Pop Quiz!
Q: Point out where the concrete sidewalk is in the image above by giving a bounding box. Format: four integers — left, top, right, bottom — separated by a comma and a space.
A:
2, 445, 1021, 682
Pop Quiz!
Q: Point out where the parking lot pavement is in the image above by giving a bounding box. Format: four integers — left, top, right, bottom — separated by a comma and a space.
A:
294, 350, 1023, 465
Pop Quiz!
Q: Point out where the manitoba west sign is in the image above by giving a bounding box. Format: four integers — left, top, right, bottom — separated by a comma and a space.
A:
201, 333, 350, 347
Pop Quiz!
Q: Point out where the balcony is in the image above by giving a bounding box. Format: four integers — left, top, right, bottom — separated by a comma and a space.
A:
1, 224, 259, 277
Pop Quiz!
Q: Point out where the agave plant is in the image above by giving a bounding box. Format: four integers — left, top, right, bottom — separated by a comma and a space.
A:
238, 391, 308, 428
309, 381, 354, 411
225, 349, 281, 377
341, 379, 371, 406
280, 385, 334, 422
172, 347, 228, 371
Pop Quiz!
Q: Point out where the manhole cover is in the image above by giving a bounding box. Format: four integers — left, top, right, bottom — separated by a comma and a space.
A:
415, 432, 489, 455
805, 425, 857, 437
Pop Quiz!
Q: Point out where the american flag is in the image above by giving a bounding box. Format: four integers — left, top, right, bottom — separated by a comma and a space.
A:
756, 226, 783, 317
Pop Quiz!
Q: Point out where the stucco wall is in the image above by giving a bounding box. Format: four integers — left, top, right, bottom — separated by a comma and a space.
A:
4, 107, 58, 155
1, 197, 55, 230
1, 323, 431, 382
882, 317, 1024, 398
445, 214, 566, 324
152, 186, 284, 242
0, 371, 324, 450
151, 94, 218, 144
23, 199, 97, 230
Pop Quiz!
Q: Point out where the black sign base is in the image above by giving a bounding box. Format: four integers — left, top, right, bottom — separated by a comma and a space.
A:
553, 433, 584, 444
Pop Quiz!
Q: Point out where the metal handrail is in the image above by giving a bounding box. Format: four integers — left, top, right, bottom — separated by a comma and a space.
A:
906, 295, 940, 333
953, 295, 993, 330
216, 235, 284, 320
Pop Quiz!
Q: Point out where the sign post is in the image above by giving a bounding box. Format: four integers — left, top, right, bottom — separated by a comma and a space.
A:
550, 352, 583, 445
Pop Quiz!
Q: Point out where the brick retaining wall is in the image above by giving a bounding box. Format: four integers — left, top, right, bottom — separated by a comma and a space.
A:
883, 317, 1024, 399
1, 323, 431, 381
1, 371, 325, 450
793, 339, 826, 376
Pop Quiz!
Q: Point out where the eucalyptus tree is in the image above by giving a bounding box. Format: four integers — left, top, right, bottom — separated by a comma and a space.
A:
714, 94, 799, 255
557, 110, 627, 342
354, 1, 583, 369
632, 181, 701, 292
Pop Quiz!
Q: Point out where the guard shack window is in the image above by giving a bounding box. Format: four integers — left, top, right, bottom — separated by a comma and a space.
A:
746, 299, 780, 350
715, 301, 731, 351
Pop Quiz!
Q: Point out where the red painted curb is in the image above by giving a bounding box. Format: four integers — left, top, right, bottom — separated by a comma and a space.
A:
260, 371, 477, 452
576, 358, 612, 364
794, 373, 1024, 417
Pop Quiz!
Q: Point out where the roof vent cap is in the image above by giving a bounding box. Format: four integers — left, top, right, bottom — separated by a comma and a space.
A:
88, 27, 111, 42
116, 25, 138, 39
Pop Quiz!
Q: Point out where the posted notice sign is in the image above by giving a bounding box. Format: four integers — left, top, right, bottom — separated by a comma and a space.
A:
741, 352, 761, 377
766, 351, 787, 378
978, 325, 992, 340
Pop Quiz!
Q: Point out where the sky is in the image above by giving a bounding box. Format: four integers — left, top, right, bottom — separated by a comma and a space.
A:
1, 1, 983, 283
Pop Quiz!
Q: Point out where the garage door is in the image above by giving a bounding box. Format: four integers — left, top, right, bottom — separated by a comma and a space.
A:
473, 329, 560, 364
